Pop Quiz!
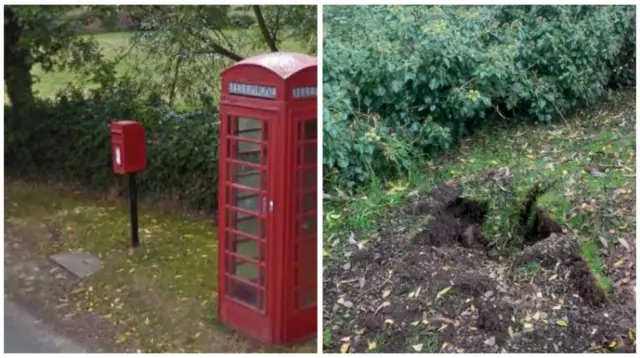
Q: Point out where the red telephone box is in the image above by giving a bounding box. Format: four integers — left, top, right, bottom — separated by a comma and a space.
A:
218, 52, 317, 345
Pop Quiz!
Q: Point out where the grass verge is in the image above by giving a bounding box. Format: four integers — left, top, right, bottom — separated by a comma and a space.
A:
5, 178, 315, 353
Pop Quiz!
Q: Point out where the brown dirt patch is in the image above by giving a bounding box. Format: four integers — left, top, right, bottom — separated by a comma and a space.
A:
323, 182, 636, 353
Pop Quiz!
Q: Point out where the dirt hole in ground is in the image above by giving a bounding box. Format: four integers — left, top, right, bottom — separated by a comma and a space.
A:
412, 183, 563, 253
324, 181, 631, 353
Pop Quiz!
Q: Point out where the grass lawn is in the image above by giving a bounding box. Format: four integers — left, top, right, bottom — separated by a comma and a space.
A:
4, 178, 316, 353
323, 89, 636, 351
29, 30, 308, 102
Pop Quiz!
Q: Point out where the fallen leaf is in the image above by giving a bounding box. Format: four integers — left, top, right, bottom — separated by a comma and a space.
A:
484, 336, 496, 346
608, 340, 617, 348
436, 286, 452, 299
348, 232, 357, 245
382, 289, 391, 298
358, 276, 367, 289
508, 326, 514, 338
338, 297, 354, 308
374, 301, 390, 315
114, 332, 127, 344
384, 319, 394, 325
367, 341, 377, 351
412, 344, 423, 352
556, 320, 568, 327
355, 328, 365, 335
340, 343, 350, 353
618, 238, 631, 251
340, 336, 351, 342
523, 323, 533, 329
614, 258, 625, 267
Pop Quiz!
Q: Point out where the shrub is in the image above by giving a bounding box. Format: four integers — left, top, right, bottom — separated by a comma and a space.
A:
5, 79, 220, 211
323, 5, 636, 189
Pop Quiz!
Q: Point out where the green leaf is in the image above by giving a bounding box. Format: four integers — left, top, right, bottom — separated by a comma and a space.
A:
391, 80, 403, 93
556, 320, 568, 327
436, 286, 452, 299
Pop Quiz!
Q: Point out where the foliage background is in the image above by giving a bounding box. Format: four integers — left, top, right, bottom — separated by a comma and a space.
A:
323, 5, 636, 189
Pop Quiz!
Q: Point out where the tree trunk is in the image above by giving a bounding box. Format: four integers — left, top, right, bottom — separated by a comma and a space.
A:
4, 7, 35, 120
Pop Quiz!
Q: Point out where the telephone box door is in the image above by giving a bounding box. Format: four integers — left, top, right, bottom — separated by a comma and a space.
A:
219, 106, 276, 340
285, 107, 317, 340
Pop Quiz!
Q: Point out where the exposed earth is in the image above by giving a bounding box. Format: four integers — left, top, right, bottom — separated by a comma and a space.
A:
323, 182, 636, 353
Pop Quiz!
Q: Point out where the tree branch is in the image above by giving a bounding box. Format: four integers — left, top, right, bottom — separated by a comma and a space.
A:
253, 5, 278, 52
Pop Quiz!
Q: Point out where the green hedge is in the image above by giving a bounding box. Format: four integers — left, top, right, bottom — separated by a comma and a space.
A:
323, 5, 636, 188
5, 80, 220, 211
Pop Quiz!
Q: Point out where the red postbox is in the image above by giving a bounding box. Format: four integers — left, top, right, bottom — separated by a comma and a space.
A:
110, 120, 147, 174
218, 52, 317, 345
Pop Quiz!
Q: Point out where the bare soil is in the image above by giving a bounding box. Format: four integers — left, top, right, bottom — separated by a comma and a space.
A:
323, 182, 636, 353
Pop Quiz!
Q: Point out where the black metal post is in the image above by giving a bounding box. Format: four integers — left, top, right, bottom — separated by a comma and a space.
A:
129, 173, 139, 248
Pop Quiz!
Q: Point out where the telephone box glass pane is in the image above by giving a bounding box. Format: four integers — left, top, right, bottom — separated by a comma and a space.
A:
303, 143, 317, 164
295, 119, 317, 309
300, 214, 316, 236
303, 120, 317, 140
224, 116, 268, 311
231, 187, 262, 214
235, 141, 264, 165
298, 169, 316, 189
230, 164, 265, 190
302, 192, 316, 213
235, 117, 265, 140
228, 278, 262, 310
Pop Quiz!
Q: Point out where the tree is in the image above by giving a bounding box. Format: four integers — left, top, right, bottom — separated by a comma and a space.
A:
123, 5, 317, 106
4, 5, 317, 112
4, 5, 106, 118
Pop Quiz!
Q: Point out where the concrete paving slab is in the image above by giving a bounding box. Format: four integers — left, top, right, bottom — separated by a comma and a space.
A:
50, 251, 102, 278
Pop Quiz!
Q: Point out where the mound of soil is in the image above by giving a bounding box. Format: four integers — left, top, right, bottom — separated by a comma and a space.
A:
324, 182, 636, 353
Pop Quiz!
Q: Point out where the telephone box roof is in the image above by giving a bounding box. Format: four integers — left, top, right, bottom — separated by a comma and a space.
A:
229, 52, 316, 79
